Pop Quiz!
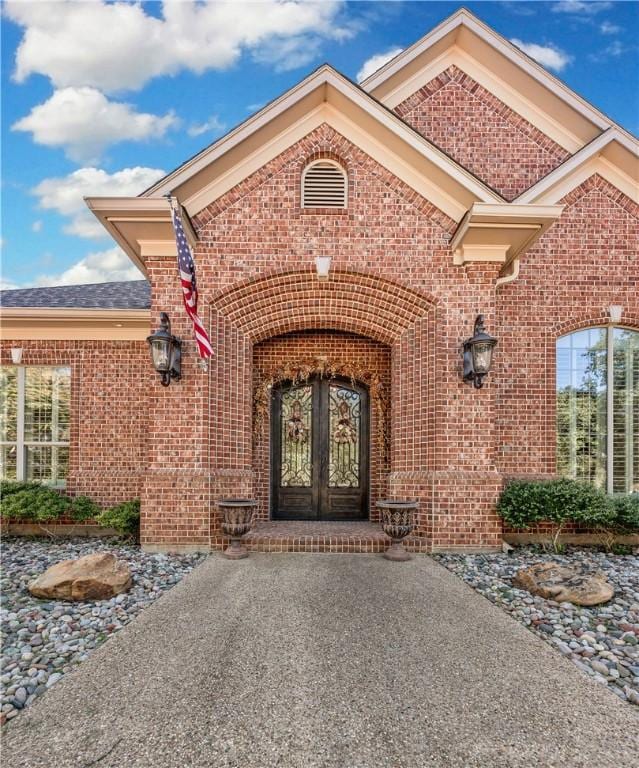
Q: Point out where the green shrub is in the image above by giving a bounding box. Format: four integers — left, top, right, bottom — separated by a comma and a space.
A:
0, 480, 42, 498
609, 493, 639, 533
70, 495, 102, 522
498, 478, 615, 551
0, 484, 71, 522
497, 480, 548, 529
96, 499, 140, 537
1, 481, 101, 524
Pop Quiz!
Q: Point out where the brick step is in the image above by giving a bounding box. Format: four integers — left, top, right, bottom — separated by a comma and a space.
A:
212, 521, 430, 554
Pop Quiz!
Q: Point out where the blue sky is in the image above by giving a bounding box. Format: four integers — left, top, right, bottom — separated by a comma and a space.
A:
1, 1, 638, 289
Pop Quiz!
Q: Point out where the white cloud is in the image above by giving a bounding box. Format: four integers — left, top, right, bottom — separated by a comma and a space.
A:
31, 220, 43, 233
589, 40, 632, 62
33, 247, 144, 287
552, 1, 612, 14
5, 0, 356, 93
0, 278, 20, 291
356, 47, 402, 83
510, 39, 573, 72
187, 115, 226, 138
600, 21, 621, 34
32, 166, 166, 239
12, 87, 177, 163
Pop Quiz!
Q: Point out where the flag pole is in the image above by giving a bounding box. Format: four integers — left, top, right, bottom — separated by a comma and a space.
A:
164, 192, 213, 370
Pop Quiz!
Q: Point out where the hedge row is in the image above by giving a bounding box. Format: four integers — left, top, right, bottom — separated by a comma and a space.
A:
0, 481, 139, 536
498, 478, 639, 548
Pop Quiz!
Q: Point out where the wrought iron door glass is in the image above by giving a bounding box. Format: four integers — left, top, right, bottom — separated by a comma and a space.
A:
280, 385, 312, 487
328, 384, 361, 487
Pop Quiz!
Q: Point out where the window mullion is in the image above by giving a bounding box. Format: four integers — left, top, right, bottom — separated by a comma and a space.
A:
606, 326, 614, 494
16, 367, 25, 481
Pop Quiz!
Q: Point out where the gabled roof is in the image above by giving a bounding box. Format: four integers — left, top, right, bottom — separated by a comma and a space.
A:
0, 280, 150, 309
87, 63, 511, 272
361, 7, 638, 154
516, 128, 639, 205
84, 8, 635, 279
140, 63, 502, 214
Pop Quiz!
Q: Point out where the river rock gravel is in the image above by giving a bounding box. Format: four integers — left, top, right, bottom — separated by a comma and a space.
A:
1, 538, 205, 725
435, 546, 639, 706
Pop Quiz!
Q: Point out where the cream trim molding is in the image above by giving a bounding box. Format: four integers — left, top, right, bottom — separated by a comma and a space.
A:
379, 46, 584, 153
515, 129, 639, 205
450, 203, 564, 266
140, 66, 500, 205
362, 8, 636, 149
0, 308, 151, 341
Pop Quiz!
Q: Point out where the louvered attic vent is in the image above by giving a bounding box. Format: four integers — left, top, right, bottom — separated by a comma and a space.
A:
302, 160, 347, 208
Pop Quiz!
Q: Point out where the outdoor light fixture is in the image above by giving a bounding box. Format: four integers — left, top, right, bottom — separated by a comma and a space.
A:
315, 256, 331, 281
146, 312, 182, 386
609, 305, 623, 323
10, 348, 23, 365
462, 315, 497, 389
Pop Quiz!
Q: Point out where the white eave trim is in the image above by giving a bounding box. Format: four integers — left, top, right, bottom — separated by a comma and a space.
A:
515, 128, 639, 203
142, 66, 501, 206
450, 202, 565, 267
362, 8, 636, 146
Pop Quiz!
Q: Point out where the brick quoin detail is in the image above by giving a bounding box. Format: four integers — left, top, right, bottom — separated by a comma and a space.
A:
394, 65, 569, 201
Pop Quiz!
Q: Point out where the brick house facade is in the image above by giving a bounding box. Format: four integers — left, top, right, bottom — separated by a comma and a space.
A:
1, 10, 637, 551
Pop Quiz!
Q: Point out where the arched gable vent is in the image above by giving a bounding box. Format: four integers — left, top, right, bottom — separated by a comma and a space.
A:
302, 160, 347, 208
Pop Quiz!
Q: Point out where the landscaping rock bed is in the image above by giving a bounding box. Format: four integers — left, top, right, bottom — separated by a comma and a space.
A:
435, 546, 639, 706
0, 538, 205, 725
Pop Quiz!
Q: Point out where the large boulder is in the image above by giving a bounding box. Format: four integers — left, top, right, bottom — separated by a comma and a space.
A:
513, 562, 614, 606
29, 552, 132, 601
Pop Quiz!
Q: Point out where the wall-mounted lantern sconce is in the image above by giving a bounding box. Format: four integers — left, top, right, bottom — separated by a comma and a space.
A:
146, 312, 182, 386
315, 256, 331, 281
10, 348, 23, 365
462, 315, 497, 389
609, 305, 623, 324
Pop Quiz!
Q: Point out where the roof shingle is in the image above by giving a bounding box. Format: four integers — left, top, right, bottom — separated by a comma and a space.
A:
0, 281, 151, 310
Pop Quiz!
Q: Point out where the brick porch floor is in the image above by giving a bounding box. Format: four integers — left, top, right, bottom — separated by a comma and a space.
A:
212, 521, 431, 554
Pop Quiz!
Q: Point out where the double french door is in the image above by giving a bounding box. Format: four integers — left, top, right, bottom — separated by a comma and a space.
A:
271, 377, 369, 520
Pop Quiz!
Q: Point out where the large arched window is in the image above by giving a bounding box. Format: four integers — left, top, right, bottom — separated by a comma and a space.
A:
557, 326, 638, 493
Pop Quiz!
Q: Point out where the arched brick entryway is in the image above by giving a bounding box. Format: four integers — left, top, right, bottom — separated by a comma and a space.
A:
207, 269, 437, 540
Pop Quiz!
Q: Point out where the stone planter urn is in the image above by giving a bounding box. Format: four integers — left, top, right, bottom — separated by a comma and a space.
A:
219, 499, 257, 560
377, 500, 417, 561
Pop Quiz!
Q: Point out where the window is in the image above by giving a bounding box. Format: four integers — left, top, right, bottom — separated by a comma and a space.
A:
557, 327, 638, 493
0, 366, 71, 486
302, 160, 347, 208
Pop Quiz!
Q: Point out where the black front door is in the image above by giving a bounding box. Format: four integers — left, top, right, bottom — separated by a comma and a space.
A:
271, 376, 369, 520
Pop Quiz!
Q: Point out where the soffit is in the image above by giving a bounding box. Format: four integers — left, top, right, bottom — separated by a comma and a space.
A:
0, 308, 150, 341
516, 130, 639, 205
362, 9, 635, 153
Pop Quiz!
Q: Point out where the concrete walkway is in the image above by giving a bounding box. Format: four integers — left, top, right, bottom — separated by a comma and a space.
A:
2, 554, 637, 767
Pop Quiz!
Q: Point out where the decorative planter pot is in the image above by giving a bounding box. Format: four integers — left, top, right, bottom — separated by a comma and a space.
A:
377, 500, 417, 561
219, 500, 257, 560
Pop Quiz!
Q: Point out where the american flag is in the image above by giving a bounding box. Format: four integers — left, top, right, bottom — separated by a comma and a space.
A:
169, 199, 213, 359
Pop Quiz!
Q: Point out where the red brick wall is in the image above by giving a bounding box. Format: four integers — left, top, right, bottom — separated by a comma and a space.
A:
253, 330, 391, 521
7, 132, 634, 551
0, 340, 148, 506
496, 174, 639, 487
139, 123, 504, 549
394, 66, 569, 201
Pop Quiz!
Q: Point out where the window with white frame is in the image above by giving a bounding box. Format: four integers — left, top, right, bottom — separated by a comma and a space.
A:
0, 366, 71, 486
301, 160, 347, 208
556, 327, 638, 493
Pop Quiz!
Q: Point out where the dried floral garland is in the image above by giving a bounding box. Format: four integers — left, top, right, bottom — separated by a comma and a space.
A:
254, 356, 389, 461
